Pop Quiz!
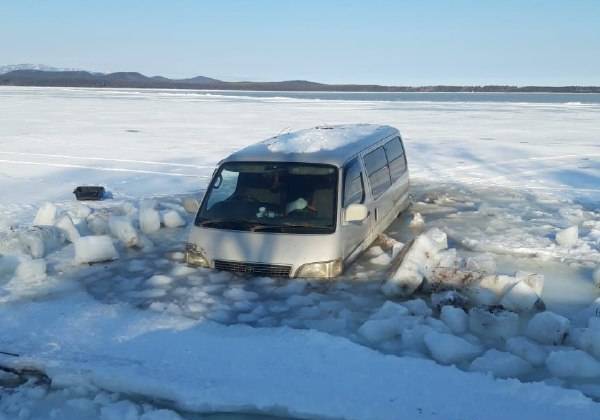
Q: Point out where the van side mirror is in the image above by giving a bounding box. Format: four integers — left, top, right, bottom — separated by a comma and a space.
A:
345, 203, 368, 223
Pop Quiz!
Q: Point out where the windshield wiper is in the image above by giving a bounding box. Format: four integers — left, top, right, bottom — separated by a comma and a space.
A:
198, 219, 331, 232
251, 224, 331, 232
199, 219, 255, 228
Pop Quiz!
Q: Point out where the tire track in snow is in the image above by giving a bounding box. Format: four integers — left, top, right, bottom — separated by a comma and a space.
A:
449, 153, 600, 172
0, 159, 206, 178
0, 151, 213, 169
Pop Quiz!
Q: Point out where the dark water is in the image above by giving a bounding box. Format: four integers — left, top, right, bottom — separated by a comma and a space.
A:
200, 90, 600, 104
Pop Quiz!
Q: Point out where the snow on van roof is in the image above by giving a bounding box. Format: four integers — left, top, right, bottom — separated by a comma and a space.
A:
266, 124, 390, 153
224, 124, 398, 167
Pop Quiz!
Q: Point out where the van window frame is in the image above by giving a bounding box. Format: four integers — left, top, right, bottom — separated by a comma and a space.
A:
383, 136, 407, 182
362, 146, 392, 200
342, 157, 365, 207
195, 160, 340, 234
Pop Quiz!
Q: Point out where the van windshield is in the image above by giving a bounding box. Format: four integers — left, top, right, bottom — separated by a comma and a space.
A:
195, 162, 338, 233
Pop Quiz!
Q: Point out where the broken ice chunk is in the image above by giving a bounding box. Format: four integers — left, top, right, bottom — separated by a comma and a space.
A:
469, 307, 519, 340
436, 249, 459, 270
465, 253, 496, 274
505, 336, 548, 367
525, 311, 570, 345
55, 214, 80, 243
358, 318, 401, 343
109, 215, 140, 247
555, 226, 578, 248
74, 236, 118, 264
382, 260, 423, 297
391, 242, 405, 259
401, 298, 432, 317
366, 245, 384, 258
370, 252, 392, 266
87, 213, 110, 235
71, 203, 92, 219
139, 202, 161, 234
369, 301, 410, 320
33, 202, 58, 226
183, 197, 200, 214
431, 290, 468, 310
18, 226, 66, 258
409, 212, 425, 230
15, 259, 47, 281
477, 274, 519, 298
382, 228, 448, 297
546, 349, 600, 379
440, 305, 468, 334
162, 210, 186, 228
146, 275, 173, 287
469, 349, 532, 378
500, 281, 544, 312
515, 271, 544, 296
424, 331, 482, 365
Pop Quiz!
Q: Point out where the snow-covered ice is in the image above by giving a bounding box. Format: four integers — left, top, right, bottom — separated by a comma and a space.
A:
1, 87, 600, 418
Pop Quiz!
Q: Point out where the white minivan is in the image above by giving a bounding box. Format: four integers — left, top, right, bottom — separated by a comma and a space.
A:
186, 124, 410, 278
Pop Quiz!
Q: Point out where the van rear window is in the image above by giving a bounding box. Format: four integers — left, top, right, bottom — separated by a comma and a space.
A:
363, 147, 392, 199
384, 137, 407, 182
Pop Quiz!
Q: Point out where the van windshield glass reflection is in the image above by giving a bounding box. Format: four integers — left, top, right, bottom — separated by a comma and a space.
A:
195, 162, 338, 233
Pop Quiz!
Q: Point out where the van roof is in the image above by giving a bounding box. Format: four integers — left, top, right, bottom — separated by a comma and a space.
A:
222, 124, 399, 167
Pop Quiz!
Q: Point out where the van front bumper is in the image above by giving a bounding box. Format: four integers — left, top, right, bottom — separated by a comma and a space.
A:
186, 227, 343, 278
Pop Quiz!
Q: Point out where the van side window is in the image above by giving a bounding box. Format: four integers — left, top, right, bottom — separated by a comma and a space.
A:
363, 147, 391, 199
384, 137, 407, 182
343, 158, 364, 207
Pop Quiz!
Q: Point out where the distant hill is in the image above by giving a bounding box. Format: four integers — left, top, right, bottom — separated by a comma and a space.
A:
1, 66, 599, 93
0, 64, 82, 74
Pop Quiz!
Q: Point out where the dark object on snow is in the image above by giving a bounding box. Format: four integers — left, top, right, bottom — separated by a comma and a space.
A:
73, 186, 105, 201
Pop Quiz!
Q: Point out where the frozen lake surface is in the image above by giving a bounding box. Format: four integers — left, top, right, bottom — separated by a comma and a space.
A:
0, 87, 599, 420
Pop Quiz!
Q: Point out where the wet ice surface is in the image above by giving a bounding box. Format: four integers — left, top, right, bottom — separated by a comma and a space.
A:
7, 179, 592, 406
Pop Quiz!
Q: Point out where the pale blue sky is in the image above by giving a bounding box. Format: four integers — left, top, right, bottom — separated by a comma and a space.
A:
2, 0, 599, 85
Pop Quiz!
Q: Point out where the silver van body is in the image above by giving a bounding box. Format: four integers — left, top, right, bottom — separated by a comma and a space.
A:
186, 124, 410, 278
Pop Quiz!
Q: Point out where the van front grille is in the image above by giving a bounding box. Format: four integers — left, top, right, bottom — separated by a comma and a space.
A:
214, 260, 292, 278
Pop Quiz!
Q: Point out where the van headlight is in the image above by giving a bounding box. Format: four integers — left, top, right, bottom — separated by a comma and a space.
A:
296, 259, 343, 278
185, 243, 209, 268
